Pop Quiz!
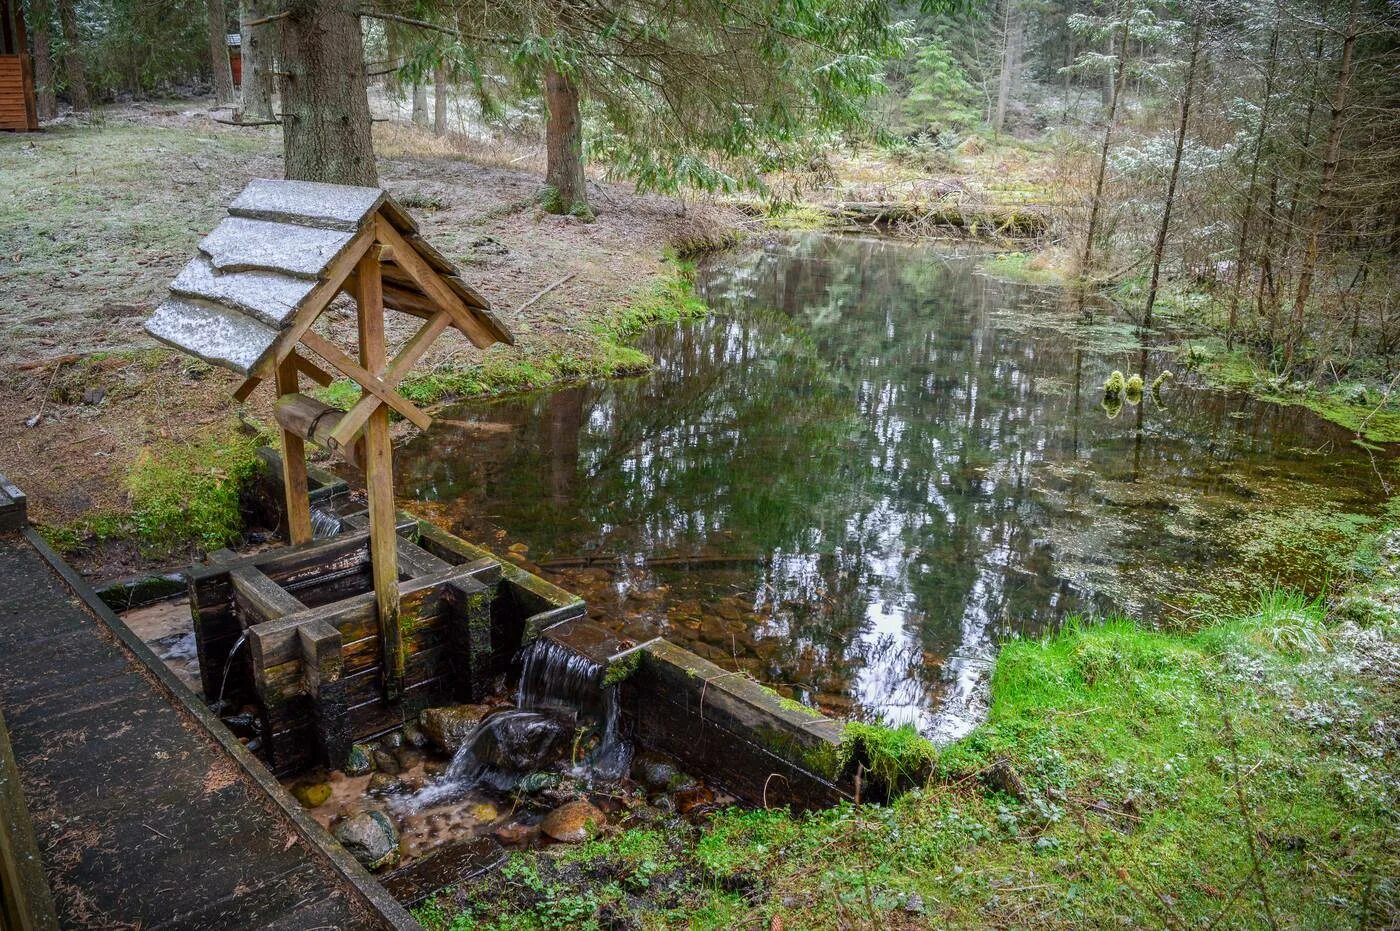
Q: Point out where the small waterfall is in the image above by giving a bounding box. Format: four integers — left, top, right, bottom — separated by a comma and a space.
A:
215, 632, 248, 711
309, 506, 343, 540
405, 636, 631, 809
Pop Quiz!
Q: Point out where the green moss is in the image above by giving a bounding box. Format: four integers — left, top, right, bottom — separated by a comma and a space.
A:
979, 251, 1065, 285
39, 419, 270, 557
838, 722, 938, 797
1184, 341, 1400, 444
601, 649, 641, 687
1102, 369, 1126, 400
1124, 373, 1144, 402
348, 261, 708, 408
760, 203, 838, 231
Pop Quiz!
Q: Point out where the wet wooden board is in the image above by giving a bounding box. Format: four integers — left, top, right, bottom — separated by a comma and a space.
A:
0, 531, 418, 930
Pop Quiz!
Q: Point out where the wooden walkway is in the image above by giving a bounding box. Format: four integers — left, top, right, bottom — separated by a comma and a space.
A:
0, 525, 420, 930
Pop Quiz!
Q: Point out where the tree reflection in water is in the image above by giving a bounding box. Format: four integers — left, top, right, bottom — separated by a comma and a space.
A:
397, 235, 1390, 738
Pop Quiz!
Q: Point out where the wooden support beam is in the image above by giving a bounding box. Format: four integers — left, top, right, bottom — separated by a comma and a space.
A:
327, 309, 451, 450
298, 618, 350, 768
373, 216, 498, 347
231, 564, 306, 623
275, 357, 314, 545
299, 328, 432, 430
250, 224, 378, 382
233, 351, 333, 404
356, 252, 405, 699
273, 393, 366, 470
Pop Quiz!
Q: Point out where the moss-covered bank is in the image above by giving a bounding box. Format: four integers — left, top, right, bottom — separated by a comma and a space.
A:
420, 526, 1400, 929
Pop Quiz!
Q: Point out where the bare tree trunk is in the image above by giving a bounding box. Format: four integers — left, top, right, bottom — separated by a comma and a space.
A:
54, 0, 88, 111
240, 0, 276, 121
1142, 24, 1201, 328
1080, 23, 1130, 278
433, 63, 447, 134
544, 65, 588, 215
279, 0, 376, 186
1226, 12, 1280, 349
206, 0, 235, 106
1271, 31, 1325, 331
1284, 0, 1359, 370
993, 0, 1023, 136
411, 82, 427, 126
29, 0, 57, 119
1100, 31, 1114, 108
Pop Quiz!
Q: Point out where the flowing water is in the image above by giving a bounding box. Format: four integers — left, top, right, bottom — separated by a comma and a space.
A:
398, 234, 1392, 739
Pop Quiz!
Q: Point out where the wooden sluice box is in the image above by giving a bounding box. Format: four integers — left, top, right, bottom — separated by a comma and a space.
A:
192, 509, 586, 776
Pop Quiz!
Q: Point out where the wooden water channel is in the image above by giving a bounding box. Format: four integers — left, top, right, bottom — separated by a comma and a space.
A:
0, 478, 415, 930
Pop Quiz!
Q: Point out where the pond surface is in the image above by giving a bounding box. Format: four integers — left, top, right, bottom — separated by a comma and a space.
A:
398, 234, 1390, 740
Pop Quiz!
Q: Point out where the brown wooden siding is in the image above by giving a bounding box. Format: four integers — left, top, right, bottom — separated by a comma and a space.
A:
0, 54, 37, 131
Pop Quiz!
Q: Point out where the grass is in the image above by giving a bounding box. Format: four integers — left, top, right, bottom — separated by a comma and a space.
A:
419, 525, 1400, 929
40, 418, 271, 558
316, 259, 708, 408
1182, 339, 1400, 445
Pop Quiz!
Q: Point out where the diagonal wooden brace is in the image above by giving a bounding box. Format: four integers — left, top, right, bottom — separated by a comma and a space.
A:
298, 328, 432, 430
327, 309, 452, 450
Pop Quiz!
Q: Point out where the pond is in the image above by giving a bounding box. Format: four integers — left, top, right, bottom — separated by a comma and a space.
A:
397, 234, 1390, 741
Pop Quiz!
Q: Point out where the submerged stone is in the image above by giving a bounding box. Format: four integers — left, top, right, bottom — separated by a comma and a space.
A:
335, 810, 400, 870
540, 799, 605, 843
368, 772, 407, 796
402, 722, 430, 749
421, 704, 491, 753
372, 750, 401, 776
344, 743, 375, 777
292, 781, 332, 808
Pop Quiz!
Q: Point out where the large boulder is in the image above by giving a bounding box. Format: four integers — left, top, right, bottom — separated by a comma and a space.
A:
334, 810, 400, 870
420, 704, 491, 753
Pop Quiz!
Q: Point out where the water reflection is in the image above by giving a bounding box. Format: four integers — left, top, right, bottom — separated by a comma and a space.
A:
398, 235, 1390, 737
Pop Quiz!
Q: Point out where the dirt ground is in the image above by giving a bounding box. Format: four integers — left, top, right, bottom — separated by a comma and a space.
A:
0, 103, 733, 575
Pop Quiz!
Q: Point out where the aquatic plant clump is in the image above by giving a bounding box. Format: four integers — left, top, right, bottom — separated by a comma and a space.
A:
1103, 369, 1126, 400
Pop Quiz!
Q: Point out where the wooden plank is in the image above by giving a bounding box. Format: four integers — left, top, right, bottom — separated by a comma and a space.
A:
248, 224, 377, 381
327, 309, 451, 449
273, 392, 365, 470
231, 565, 305, 623
228, 179, 384, 233
373, 216, 501, 348
199, 217, 355, 279
275, 358, 314, 545
299, 328, 432, 430
0, 708, 61, 931
357, 252, 404, 700
299, 618, 350, 767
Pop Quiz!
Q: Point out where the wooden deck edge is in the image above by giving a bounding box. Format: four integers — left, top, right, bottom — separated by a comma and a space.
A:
20, 527, 423, 931
0, 701, 60, 931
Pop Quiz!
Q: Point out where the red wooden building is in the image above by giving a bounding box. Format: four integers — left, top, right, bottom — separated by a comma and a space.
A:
0, 0, 38, 131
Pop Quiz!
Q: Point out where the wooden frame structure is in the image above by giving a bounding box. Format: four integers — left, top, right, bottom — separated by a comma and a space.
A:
0, 0, 38, 132
147, 178, 512, 700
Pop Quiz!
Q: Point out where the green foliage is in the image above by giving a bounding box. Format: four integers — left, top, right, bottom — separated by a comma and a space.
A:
33, 0, 210, 102
40, 420, 269, 557
124, 422, 269, 554
886, 38, 981, 138
449, 0, 906, 197
839, 722, 939, 797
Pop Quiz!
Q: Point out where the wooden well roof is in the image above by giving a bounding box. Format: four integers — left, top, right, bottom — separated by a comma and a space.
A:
145, 178, 512, 376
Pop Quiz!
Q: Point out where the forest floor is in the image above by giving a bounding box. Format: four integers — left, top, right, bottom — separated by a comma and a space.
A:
421, 519, 1400, 930
0, 104, 735, 578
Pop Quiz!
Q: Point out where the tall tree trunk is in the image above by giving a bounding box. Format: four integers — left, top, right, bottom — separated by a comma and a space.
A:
1100, 31, 1114, 108
411, 82, 427, 126
54, 0, 88, 111
206, 0, 235, 106
1080, 22, 1130, 278
240, 0, 276, 121
1226, 12, 1280, 349
433, 63, 447, 135
279, 0, 376, 185
543, 65, 587, 215
993, 0, 1023, 136
1142, 24, 1201, 328
29, 0, 56, 119
1284, 0, 1359, 370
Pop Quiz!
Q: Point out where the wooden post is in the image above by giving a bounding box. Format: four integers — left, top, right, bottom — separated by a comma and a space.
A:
355, 251, 404, 698
275, 356, 313, 545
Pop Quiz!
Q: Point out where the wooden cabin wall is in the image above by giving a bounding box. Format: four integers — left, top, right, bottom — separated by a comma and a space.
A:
0, 0, 38, 131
